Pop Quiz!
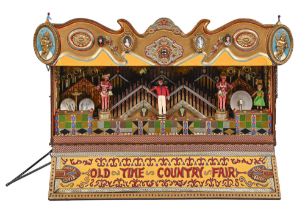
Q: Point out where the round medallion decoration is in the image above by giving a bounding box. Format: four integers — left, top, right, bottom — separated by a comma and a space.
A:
68, 29, 94, 51
233, 29, 259, 51
193, 34, 206, 52
120, 33, 135, 52
268, 25, 293, 65
33, 23, 60, 65
145, 36, 183, 65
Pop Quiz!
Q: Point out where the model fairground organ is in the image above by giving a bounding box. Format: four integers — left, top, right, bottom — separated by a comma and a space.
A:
33, 16, 293, 200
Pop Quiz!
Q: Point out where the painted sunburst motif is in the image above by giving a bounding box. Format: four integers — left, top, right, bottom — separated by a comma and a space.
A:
145, 36, 183, 65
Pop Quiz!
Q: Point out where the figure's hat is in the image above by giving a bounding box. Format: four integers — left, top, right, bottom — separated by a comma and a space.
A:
102, 74, 110, 79
220, 71, 227, 78
256, 79, 263, 85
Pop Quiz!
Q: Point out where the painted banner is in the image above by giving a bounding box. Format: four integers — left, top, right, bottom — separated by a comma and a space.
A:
49, 152, 280, 199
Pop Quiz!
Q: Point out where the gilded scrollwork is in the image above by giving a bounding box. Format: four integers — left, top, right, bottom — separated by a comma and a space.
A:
33, 18, 293, 67
145, 18, 184, 36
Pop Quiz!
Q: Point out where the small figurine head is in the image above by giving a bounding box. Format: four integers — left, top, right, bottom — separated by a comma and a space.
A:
280, 32, 287, 41
256, 79, 263, 90
220, 72, 227, 82
257, 83, 263, 90
102, 74, 110, 81
158, 79, 164, 86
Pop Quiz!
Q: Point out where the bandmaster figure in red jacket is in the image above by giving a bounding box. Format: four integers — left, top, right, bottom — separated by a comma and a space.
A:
150, 78, 170, 116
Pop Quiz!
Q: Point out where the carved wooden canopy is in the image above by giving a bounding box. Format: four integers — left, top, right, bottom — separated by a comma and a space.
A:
33, 18, 293, 66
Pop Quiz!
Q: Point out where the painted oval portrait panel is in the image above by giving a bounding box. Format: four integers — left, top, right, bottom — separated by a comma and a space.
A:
268, 25, 293, 65
34, 24, 60, 64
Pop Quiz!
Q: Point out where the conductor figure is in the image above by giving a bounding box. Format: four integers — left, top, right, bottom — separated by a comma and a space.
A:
150, 79, 170, 117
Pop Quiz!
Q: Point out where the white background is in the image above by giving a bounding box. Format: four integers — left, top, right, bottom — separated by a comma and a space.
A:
0, 0, 304, 209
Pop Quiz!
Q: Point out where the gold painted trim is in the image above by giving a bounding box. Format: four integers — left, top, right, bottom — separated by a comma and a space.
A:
202, 48, 271, 65
54, 48, 271, 67
126, 52, 156, 65
172, 53, 203, 66
54, 48, 127, 66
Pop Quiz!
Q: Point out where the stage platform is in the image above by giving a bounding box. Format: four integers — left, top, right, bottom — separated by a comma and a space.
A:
55, 111, 273, 136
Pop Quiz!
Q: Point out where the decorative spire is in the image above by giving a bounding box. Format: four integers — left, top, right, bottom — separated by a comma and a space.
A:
276, 15, 281, 25
46, 12, 52, 23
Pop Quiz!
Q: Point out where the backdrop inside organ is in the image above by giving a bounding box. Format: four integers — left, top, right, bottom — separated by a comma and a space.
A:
55, 66, 272, 136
